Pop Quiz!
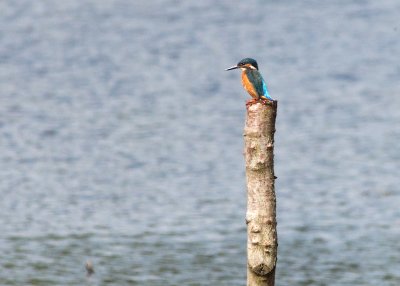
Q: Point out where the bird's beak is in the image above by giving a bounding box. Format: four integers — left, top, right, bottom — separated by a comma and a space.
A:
225, 65, 239, 71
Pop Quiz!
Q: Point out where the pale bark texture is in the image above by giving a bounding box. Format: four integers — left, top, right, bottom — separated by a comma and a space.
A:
244, 101, 278, 286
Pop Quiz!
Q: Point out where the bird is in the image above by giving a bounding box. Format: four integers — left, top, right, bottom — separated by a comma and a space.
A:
225, 58, 272, 105
85, 260, 95, 277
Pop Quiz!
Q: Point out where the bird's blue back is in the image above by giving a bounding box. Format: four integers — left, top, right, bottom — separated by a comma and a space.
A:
245, 69, 272, 100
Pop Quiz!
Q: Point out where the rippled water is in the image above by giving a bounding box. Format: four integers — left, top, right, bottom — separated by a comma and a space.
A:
0, 0, 399, 285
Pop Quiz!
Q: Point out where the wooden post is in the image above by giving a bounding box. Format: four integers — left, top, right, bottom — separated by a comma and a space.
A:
244, 101, 278, 286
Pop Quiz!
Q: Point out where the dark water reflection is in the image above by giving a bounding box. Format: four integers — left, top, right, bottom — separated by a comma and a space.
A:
0, 0, 399, 285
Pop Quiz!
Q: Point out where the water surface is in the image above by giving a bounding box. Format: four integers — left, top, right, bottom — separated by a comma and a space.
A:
0, 0, 399, 285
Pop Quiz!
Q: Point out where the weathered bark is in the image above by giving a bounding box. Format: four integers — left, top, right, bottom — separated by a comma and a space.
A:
244, 101, 278, 286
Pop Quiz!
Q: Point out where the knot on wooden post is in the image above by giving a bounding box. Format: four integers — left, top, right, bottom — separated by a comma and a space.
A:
247, 216, 278, 276
249, 262, 276, 277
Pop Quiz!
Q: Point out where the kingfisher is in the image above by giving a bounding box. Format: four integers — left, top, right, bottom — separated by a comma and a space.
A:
225, 58, 273, 105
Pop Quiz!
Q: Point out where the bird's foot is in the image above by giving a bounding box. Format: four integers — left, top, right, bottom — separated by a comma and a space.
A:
260, 98, 270, 105
246, 98, 258, 107
259, 97, 275, 106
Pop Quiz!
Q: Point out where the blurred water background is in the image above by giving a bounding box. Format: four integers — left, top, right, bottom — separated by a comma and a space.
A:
1, 0, 399, 285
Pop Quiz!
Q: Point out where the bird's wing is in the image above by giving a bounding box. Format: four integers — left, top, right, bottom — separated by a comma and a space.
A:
247, 70, 272, 99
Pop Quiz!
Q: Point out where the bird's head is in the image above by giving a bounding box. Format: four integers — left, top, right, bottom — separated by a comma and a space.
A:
225, 58, 259, 71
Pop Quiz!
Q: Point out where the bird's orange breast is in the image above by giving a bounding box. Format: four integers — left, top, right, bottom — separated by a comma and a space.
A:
241, 72, 258, 99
